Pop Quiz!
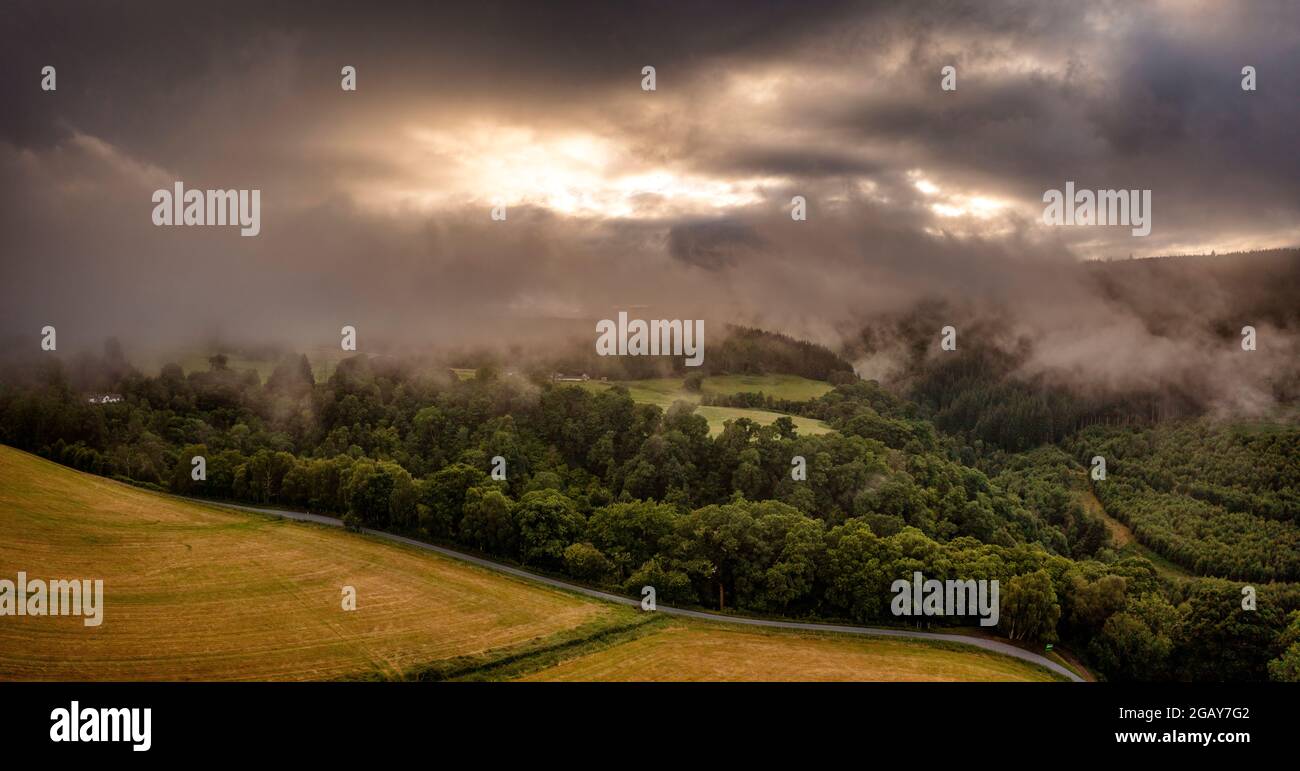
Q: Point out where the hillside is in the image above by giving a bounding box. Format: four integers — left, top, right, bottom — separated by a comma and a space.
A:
0, 445, 619, 680
0, 446, 1061, 682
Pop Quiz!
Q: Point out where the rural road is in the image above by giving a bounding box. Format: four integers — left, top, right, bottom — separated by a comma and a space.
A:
191, 497, 1085, 682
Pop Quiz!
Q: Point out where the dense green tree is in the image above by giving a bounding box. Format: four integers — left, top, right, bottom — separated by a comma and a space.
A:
585, 501, 679, 579
1268, 611, 1300, 682
513, 489, 584, 569
459, 487, 517, 557
419, 463, 488, 538
563, 542, 615, 582
1000, 569, 1061, 642
1087, 594, 1178, 681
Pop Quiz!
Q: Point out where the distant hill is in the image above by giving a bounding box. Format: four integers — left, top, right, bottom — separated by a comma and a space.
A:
542, 323, 857, 382
1086, 248, 1300, 336
704, 326, 856, 380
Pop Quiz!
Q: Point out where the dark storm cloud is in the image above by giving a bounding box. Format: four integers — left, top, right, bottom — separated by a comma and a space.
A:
753, 1, 1300, 251
667, 219, 765, 270
704, 146, 885, 178
1, 0, 862, 150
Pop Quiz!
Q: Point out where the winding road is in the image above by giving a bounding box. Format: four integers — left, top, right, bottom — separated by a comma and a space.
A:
191, 497, 1085, 682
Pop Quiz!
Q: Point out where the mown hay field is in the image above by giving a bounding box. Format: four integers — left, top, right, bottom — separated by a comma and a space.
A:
0, 446, 615, 681
518, 622, 1063, 682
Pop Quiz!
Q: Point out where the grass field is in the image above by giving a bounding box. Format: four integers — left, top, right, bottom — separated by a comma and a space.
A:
517, 622, 1063, 682
0, 446, 1056, 682
0, 446, 620, 681
702, 374, 834, 401
577, 374, 834, 437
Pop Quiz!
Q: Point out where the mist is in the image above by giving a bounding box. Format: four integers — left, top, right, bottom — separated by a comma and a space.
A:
3, 0, 1298, 413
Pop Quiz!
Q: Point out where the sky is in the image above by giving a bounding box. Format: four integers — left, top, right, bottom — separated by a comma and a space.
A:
2, 0, 1298, 372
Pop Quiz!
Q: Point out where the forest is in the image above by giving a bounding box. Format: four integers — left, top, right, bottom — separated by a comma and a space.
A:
1067, 424, 1300, 581
2, 336, 1298, 683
